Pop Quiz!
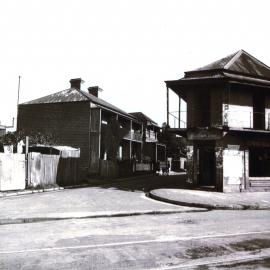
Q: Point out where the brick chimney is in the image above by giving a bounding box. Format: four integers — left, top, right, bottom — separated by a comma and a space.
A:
88, 86, 103, 97
70, 78, 84, 89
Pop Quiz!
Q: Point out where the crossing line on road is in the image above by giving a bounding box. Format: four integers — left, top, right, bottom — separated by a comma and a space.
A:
0, 230, 270, 255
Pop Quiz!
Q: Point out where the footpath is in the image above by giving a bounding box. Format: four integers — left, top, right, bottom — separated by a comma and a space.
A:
1, 173, 269, 226
0, 185, 204, 225
149, 188, 270, 210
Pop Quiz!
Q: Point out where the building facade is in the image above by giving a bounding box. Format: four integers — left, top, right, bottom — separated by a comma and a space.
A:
129, 112, 166, 163
17, 78, 147, 178
166, 50, 270, 192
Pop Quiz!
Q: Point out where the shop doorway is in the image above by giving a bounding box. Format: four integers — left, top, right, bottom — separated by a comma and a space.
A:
197, 144, 216, 186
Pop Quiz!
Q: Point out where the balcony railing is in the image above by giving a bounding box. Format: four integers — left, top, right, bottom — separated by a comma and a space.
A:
146, 130, 157, 142
223, 111, 270, 130
168, 112, 187, 128
123, 130, 143, 141
168, 109, 270, 131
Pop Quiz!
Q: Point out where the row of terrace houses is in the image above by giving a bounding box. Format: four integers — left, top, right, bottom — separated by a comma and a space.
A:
17, 78, 166, 179
166, 50, 270, 192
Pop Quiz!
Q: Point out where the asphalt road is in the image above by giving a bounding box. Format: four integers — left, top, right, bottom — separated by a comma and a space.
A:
0, 210, 270, 269
0, 174, 269, 269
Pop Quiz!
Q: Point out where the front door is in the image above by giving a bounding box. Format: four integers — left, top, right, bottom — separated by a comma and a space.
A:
198, 145, 215, 186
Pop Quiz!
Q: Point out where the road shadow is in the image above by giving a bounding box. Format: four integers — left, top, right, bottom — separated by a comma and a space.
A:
91, 174, 189, 193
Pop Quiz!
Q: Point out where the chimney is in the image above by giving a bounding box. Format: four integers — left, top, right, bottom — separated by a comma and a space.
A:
70, 78, 84, 89
88, 86, 103, 97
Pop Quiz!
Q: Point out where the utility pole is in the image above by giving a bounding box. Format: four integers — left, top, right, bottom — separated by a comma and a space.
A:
16, 76, 21, 130
166, 86, 169, 126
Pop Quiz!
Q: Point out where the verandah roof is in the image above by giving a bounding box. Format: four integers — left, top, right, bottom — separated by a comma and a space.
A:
165, 50, 270, 100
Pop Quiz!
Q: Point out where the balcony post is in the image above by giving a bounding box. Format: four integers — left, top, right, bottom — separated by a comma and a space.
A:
178, 96, 181, 128
129, 120, 132, 159
166, 86, 169, 126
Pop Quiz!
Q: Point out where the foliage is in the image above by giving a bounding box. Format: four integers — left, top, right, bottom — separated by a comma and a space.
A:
0, 130, 58, 148
24, 131, 58, 145
158, 126, 187, 158
101, 117, 129, 161
0, 132, 17, 146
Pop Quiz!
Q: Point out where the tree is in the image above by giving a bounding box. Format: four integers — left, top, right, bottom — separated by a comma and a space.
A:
0, 130, 58, 152
158, 126, 186, 158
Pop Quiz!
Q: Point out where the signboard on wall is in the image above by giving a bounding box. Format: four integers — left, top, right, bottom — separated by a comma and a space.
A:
228, 145, 240, 151
223, 149, 243, 185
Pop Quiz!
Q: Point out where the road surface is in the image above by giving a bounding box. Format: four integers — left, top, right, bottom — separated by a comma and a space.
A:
0, 175, 269, 269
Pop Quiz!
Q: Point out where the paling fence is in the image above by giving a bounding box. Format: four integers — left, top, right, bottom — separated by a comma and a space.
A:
56, 157, 79, 186
28, 152, 60, 187
0, 146, 80, 191
28, 153, 80, 187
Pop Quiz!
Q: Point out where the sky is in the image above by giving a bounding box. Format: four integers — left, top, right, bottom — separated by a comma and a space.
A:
1, 0, 270, 128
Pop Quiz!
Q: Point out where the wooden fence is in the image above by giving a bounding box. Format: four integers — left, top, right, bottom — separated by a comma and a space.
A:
135, 162, 152, 172
0, 149, 80, 190
100, 160, 119, 178
56, 157, 79, 186
99, 160, 154, 178
0, 153, 25, 191
28, 152, 60, 187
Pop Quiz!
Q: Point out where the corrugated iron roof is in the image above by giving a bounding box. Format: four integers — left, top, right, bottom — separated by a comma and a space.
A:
22, 88, 88, 104
21, 88, 135, 120
166, 51, 270, 102
228, 50, 270, 79
82, 91, 131, 117
194, 51, 238, 71
186, 50, 270, 80
129, 112, 158, 126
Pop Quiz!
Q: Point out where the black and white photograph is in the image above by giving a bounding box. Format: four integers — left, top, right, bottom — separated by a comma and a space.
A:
0, 0, 270, 269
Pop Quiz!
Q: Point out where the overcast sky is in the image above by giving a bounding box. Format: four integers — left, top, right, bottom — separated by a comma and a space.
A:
1, 0, 270, 127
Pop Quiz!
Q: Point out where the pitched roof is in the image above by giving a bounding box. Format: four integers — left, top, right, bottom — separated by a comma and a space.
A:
194, 51, 239, 71
22, 88, 88, 104
21, 88, 134, 119
129, 112, 158, 126
188, 50, 270, 79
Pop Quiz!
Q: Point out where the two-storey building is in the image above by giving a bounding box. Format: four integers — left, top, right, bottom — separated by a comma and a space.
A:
166, 50, 270, 192
17, 78, 145, 179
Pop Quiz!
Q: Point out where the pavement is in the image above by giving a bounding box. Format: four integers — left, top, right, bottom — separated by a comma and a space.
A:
0, 186, 65, 198
149, 188, 270, 210
0, 185, 205, 225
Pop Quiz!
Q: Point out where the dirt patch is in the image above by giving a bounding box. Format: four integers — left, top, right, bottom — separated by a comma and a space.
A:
230, 238, 270, 252
185, 245, 229, 259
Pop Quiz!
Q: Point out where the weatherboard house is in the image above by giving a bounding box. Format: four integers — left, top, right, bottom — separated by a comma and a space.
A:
17, 78, 160, 179
166, 50, 270, 192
